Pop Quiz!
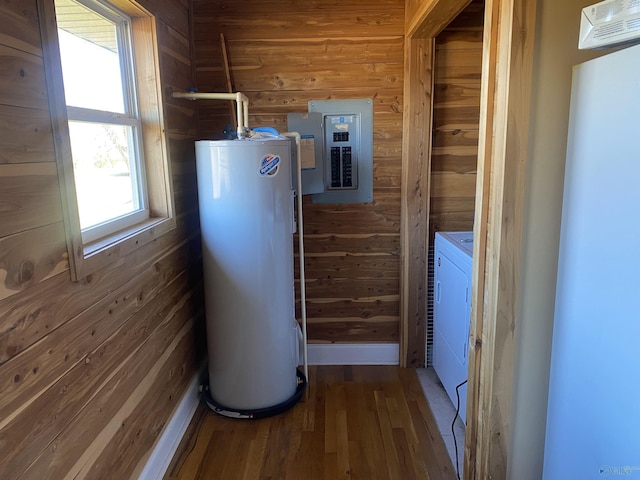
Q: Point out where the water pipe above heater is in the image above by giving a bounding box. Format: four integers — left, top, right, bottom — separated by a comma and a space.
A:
172, 91, 249, 138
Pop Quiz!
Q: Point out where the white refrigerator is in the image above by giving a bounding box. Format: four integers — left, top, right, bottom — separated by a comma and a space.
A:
544, 44, 640, 478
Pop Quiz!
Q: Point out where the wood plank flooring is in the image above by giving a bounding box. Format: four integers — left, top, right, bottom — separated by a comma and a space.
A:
164, 366, 456, 480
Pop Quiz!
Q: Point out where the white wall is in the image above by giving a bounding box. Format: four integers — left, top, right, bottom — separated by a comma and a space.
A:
507, 1, 602, 478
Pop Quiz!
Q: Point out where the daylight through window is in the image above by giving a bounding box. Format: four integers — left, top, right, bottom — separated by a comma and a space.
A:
55, 0, 149, 243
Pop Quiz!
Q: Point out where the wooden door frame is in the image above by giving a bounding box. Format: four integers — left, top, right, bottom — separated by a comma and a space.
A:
399, 0, 538, 478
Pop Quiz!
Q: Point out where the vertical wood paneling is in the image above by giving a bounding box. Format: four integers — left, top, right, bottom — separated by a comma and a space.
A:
192, 0, 405, 345
399, 37, 434, 368
464, 0, 537, 475
0, 0, 203, 478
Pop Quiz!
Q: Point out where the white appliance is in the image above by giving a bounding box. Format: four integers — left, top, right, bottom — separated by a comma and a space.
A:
195, 136, 301, 417
579, 0, 640, 50
433, 231, 473, 423
543, 44, 640, 478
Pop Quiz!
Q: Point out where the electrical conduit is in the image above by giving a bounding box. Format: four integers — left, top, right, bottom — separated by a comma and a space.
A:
282, 131, 309, 383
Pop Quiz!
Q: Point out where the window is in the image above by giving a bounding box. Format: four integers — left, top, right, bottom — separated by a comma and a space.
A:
41, 0, 175, 280
55, 0, 147, 243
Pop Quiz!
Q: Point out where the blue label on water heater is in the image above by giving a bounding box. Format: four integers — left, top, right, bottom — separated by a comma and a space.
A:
259, 154, 280, 176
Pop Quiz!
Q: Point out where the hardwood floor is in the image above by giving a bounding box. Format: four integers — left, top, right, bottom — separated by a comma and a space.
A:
164, 366, 456, 480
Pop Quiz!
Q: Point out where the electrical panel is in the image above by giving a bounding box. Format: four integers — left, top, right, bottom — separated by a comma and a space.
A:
325, 115, 358, 190
309, 99, 373, 204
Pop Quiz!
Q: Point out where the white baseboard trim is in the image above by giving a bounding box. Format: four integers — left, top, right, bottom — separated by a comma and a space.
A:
138, 367, 203, 480
307, 343, 399, 365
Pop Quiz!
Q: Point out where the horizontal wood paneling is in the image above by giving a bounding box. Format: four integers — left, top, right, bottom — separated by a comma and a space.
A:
196, 0, 403, 14
0, 45, 48, 110
193, 0, 405, 345
193, 11, 404, 41
21, 306, 202, 480
196, 37, 405, 68
375, 164, 403, 188
435, 30, 484, 49
301, 234, 400, 256
165, 101, 199, 136
0, 1, 203, 479
431, 148, 478, 172
0, 222, 67, 301
434, 49, 483, 68
430, 0, 483, 238
0, 105, 55, 164
197, 63, 404, 92
304, 277, 399, 299
2, 273, 200, 480
0, 0, 42, 55
0, 239, 201, 430
307, 320, 399, 343
433, 105, 482, 129
433, 128, 479, 148
430, 196, 476, 232
0, 216, 200, 365
430, 171, 477, 198
159, 39, 194, 88
297, 297, 400, 321
433, 83, 481, 107
0, 162, 62, 237
297, 255, 399, 279
83, 321, 200, 480
198, 90, 404, 115
302, 194, 400, 235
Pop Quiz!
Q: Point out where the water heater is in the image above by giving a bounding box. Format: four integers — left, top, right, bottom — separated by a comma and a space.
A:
195, 136, 303, 418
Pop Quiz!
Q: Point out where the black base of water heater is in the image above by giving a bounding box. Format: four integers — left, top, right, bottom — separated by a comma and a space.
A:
203, 369, 307, 420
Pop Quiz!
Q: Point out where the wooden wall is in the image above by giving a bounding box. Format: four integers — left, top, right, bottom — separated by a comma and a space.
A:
0, 0, 204, 478
192, 0, 405, 345
429, 0, 483, 236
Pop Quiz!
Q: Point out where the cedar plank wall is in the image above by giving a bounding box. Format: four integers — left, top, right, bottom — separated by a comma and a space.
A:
0, 1, 205, 479
430, 0, 483, 237
192, 0, 405, 345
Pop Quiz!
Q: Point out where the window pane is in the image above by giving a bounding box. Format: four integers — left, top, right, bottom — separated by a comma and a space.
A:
69, 121, 141, 229
56, 0, 126, 113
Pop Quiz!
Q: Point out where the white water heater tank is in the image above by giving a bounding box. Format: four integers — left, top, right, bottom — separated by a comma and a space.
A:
195, 137, 299, 413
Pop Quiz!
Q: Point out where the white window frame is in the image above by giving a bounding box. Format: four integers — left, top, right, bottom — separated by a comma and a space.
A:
39, 0, 175, 281
58, 0, 150, 244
